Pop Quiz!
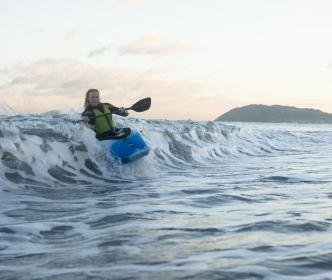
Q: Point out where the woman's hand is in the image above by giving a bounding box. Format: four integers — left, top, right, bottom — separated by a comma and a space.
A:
82, 116, 90, 123
118, 107, 128, 115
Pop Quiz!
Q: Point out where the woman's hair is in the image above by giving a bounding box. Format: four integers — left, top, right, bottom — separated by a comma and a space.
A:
84, 88, 99, 108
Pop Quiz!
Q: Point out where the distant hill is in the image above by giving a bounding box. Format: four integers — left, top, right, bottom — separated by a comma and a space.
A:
215, 104, 332, 123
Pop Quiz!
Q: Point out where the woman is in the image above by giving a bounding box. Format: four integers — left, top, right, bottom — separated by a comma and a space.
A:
81, 88, 131, 140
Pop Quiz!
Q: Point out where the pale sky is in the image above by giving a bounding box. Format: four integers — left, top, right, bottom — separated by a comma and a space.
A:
0, 0, 332, 120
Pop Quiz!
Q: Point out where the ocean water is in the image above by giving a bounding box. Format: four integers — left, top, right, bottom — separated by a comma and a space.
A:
0, 113, 331, 280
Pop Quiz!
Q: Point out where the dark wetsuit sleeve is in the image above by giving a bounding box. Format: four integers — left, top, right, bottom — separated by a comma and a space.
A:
81, 110, 95, 124
107, 103, 129, 117
81, 110, 96, 130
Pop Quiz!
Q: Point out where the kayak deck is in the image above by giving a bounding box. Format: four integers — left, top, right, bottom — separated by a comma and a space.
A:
103, 130, 150, 163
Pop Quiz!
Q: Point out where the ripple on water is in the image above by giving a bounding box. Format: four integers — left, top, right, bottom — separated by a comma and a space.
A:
232, 220, 331, 234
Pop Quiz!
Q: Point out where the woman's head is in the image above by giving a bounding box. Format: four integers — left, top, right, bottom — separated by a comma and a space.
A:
84, 88, 100, 108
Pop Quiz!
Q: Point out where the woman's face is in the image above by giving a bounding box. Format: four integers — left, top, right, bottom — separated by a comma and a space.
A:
88, 91, 100, 107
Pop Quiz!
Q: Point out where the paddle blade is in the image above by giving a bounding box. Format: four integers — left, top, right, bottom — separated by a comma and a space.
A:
127, 97, 151, 112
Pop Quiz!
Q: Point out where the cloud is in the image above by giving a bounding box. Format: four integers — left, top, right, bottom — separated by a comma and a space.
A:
1, 59, 87, 98
64, 28, 80, 42
87, 44, 113, 58
29, 26, 46, 35
118, 0, 144, 7
0, 5, 9, 13
119, 33, 193, 56
0, 58, 207, 119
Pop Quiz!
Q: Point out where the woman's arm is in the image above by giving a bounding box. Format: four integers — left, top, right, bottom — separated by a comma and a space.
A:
108, 104, 129, 117
81, 110, 96, 130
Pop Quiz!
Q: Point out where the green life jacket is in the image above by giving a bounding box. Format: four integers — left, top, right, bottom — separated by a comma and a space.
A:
92, 104, 116, 133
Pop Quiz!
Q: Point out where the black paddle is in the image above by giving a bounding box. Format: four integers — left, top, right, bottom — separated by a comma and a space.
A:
125, 97, 151, 112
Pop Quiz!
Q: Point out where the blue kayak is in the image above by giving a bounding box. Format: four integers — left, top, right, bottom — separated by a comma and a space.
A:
103, 130, 150, 163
